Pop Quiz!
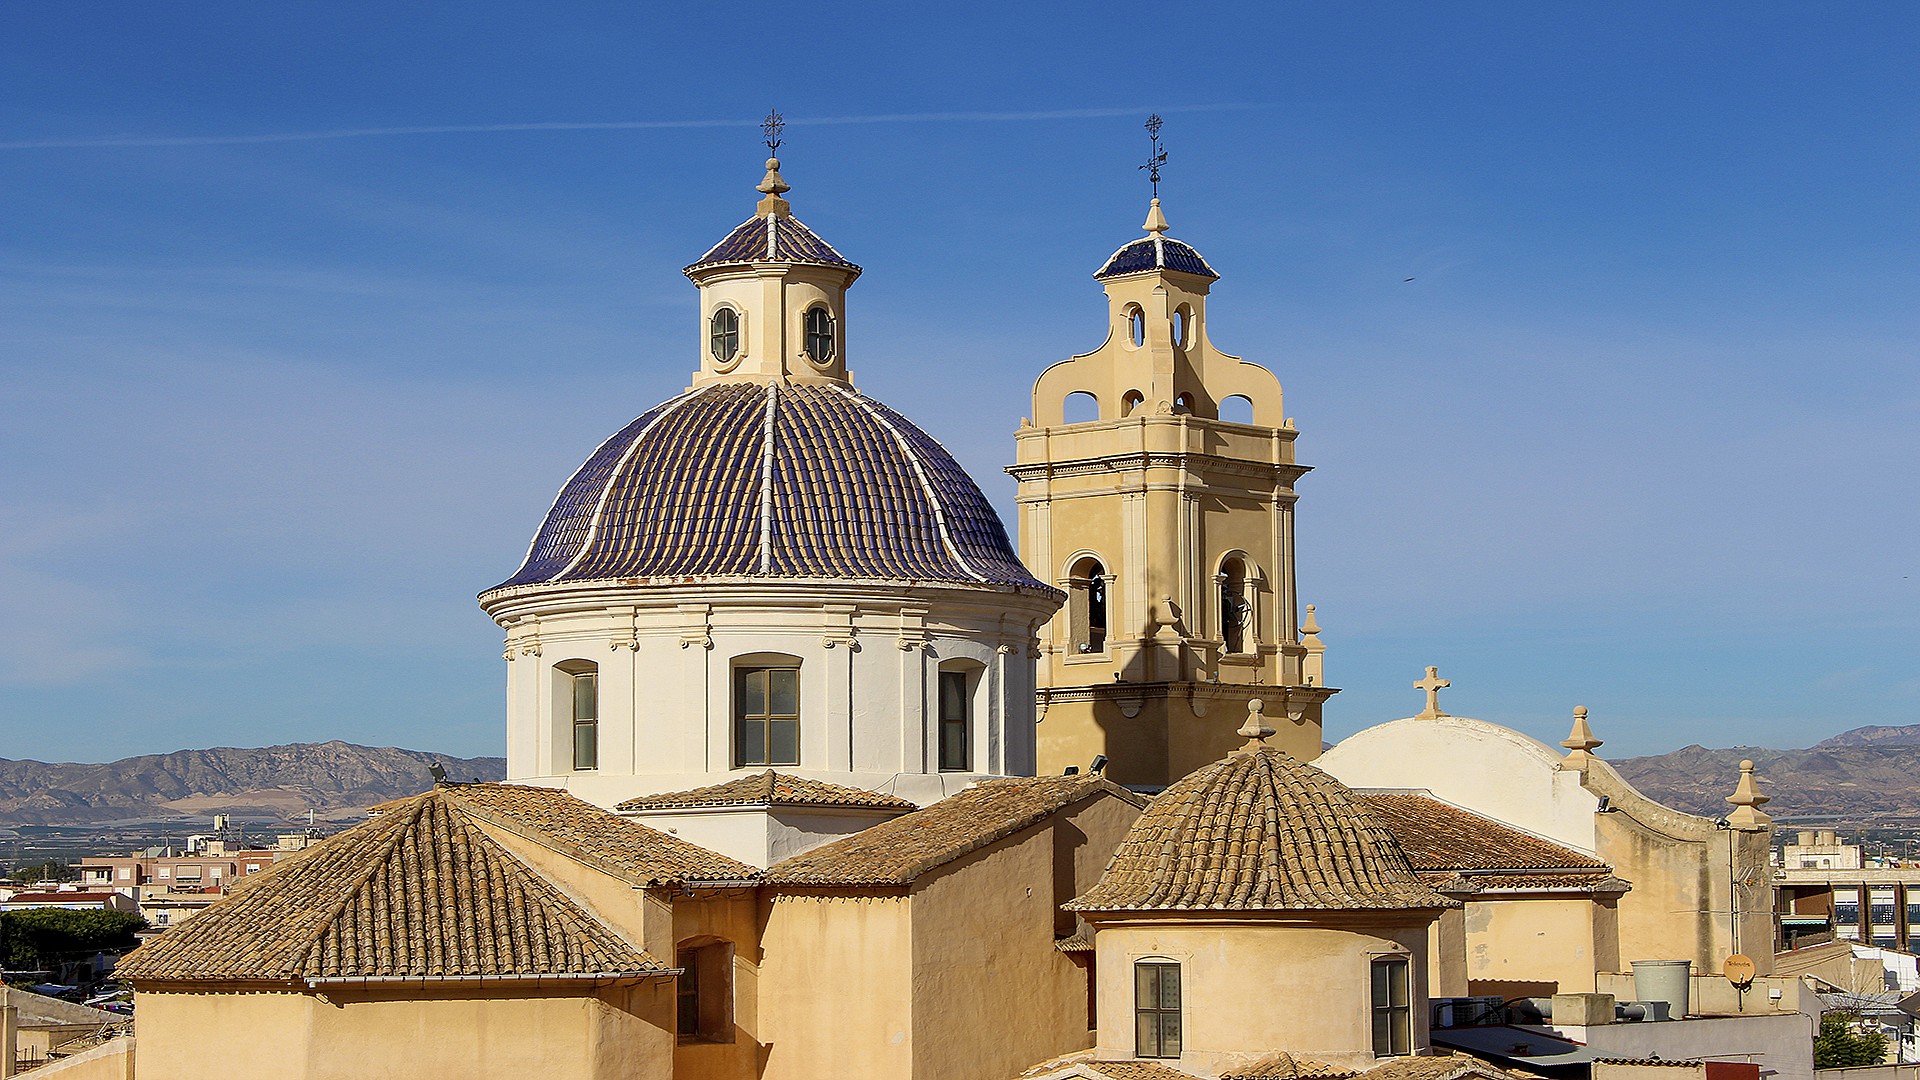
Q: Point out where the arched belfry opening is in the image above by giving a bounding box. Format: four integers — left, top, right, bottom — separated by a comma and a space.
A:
1010, 117, 1336, 786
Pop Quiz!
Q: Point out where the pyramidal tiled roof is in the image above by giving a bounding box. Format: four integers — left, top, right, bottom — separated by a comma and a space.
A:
488, 381, 1053, 594
1094, 234, 1217, 281
617, 771, 917, 813
1068, 747, 1455, 913
766, 773, 1145, 888
115, 787, 664, 984
685, 212, 861, 279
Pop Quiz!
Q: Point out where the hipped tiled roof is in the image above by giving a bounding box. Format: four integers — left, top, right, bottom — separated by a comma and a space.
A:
445, 782, 759, 884
1021, 1053, 1510, 1080
1358, 793, 1609, 873
1221, 1054, 1356, 1080
115, 788, 662, 984
1069, 747, 1454, 913
617, 771, 917, 813
685, 212, 861, 278
489, 381, 1052, 594
766, 774, 1145, 888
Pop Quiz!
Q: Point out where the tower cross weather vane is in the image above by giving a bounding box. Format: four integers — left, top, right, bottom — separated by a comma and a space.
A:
1140, 114, 1167, 198
762, 109, 784, 155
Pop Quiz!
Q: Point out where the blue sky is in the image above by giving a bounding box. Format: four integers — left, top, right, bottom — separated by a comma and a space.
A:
2, 3, 1915, 764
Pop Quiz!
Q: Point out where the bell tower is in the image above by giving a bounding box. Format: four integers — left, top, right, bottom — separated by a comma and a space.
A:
1011, 125, 1335, 786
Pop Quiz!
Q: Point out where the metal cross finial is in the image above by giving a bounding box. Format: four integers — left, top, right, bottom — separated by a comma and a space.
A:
762, 109, 785, 155
1414, 665, 1450, 719
1139, 113, 1167, 198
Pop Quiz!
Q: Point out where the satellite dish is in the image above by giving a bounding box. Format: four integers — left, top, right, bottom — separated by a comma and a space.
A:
1723, 954, 1756, 987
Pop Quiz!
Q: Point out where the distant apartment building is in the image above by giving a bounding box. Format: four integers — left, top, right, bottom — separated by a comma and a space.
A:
74, 832, 311, 927
0, 889, 139, 914
1775, 829, 1920, 950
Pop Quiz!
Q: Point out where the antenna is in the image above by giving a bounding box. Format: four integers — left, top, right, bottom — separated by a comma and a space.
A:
428, 762, 448, 784
1139, 114, 1167, 198
762, 108, 785, 155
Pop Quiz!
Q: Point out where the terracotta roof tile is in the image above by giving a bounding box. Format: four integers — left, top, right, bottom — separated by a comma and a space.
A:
1070, 748, 1455, 913
115, 789, 662, 984
616, 771, 916, 813
1359, 793, 1608, 873
766, 774, 1144, 888
445, 783, 759, 884
1220, 1053, 1355, 1080
1423, 871, 1629, 895
1356, 1056, 1517, 1080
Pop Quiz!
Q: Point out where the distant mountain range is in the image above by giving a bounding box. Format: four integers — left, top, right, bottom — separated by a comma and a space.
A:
0, 741, 505, 826
1613, 723, 1920, 824
2, 723, 1912, 831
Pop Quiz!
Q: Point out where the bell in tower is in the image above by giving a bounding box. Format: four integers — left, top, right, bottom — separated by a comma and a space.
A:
1010, 118, 1337, 786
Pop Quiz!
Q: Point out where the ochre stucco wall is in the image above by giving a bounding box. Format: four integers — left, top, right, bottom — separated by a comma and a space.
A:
757, 893, 914, 1080
673, 890, 763, 1080
1462, 896, 1610, 994
1091, 917, 1437, 1077
131, 984, 673, 1080
909, 794, 1144, 1080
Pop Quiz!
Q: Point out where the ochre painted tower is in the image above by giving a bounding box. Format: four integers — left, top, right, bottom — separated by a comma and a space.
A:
1012, 196, 1335, 787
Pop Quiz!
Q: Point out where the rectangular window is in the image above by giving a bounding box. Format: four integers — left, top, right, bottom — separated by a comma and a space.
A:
1135, 961, 1181, 1059
938, 670, 969, 772
735, 667, 800, 767
571, 670, 598, 771
676, 942, 733, 1043
1835, 900, 1861, 925
1372, 956, 1412, 1057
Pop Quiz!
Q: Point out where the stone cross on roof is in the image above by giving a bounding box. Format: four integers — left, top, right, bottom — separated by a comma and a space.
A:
1414, 666, 1450, 720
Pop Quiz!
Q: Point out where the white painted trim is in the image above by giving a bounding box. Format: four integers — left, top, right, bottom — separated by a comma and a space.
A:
837, 387, 990, 584
758, 383, 779, 574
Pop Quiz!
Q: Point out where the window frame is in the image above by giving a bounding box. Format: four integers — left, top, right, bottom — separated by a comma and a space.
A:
802, 305, 836, 363
734, 665, 801, 767
937, 668, 970, 772
676, 940, 735, 1044
1135, 959, 1182, 1059
1371, 954, 1413, 1057
709, 306, 741, 365
557, 661, 599, 772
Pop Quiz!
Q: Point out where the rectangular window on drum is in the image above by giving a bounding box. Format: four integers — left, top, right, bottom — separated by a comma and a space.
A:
1134, 960, 1181, 1059
938, 670, 969, 772
571, 670, 598, 771
735, 666, 800, 767
1372, 956, 1412, 1057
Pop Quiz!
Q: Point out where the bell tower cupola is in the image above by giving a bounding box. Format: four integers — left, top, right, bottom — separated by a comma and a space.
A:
683, 112, 862, 388
1011, 117, 1336, 787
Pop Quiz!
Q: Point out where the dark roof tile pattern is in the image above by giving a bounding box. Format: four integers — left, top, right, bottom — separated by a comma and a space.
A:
1359, 793, 1608, 873
489, 382, 1051, 593
685, 213, 861, 277
115, 788, 662, 984
446, 783, 759, 884
616, 771, 917, 813
1069, 747, 1455, 913
766, 774, 1144, 888
1094, 235, 1218, 281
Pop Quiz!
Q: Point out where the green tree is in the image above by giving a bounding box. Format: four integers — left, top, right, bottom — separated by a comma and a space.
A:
1814, 1011, 1887, 1069
0, 910, 148, 977
6, 860, 76, 884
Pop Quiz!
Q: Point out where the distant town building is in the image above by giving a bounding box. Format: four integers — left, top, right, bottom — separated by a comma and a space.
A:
1775, 830, 1920, 950
74, 832, 312, 927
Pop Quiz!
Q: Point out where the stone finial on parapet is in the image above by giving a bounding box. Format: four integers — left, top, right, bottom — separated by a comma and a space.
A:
1236, 698, 1275, 752
1726, 758, 1773, 830
1414, 666, 1450, 719
1300, 604, 1326, 687
1562, 705, 1604, 771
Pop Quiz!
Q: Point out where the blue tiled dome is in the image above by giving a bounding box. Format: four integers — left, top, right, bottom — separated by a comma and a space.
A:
489, 382, 1052, 594
1094, 234, 1218, 281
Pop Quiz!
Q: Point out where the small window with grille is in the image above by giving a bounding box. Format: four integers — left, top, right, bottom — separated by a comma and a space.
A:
803, 306, 836, 363
709, 308, 740, 363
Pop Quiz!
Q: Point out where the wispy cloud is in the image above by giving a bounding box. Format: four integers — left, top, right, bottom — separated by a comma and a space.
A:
0, 104, 1263, 151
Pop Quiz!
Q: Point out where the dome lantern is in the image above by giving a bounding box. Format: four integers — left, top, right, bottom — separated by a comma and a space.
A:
684, 115, 862, 389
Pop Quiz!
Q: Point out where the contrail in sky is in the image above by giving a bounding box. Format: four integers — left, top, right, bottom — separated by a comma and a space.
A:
0, 104, 1262, 151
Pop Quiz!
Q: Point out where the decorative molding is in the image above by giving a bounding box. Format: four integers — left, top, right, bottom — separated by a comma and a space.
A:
896, 606, 930, 651
677, 602, 713, 650
822, 603, 858, 650
610, 606, 640, 651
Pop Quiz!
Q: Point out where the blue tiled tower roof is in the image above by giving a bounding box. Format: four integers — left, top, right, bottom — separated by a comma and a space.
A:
488, 381, 1051, 594
1094, 234, 1218, 281
685, 214, 862, 280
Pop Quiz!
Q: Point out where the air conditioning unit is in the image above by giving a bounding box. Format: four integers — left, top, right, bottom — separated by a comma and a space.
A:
1432, 996, 1508, 1028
